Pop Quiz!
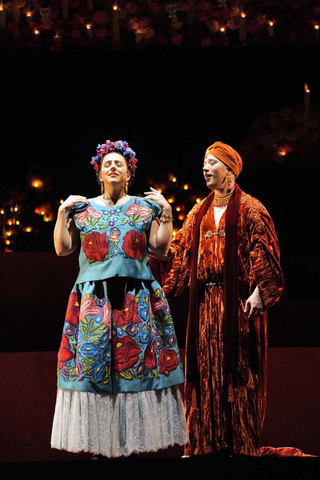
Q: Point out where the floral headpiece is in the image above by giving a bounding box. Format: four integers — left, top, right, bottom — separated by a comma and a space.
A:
90, 140, 138, 172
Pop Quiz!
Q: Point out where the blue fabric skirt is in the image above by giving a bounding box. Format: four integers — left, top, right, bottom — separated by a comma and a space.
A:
57, 277, 185, 394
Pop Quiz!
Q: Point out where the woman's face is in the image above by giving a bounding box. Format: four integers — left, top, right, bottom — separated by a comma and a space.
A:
99, 152, 131, 189
203, 153, 228, 190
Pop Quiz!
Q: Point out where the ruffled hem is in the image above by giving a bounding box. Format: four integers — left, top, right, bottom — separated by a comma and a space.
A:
51, 385, 189, 458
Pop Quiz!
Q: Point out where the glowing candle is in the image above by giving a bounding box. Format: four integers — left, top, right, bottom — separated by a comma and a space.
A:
112, 2, 120, 44
0, 1, 6, 29
267, 21, 274, 37
135, 29, 143, 44
54, 33, 61, 44
86, 23, 93, 38
314, 24, 319, 39
303, 83, 310, 133
239, 9, 246, 44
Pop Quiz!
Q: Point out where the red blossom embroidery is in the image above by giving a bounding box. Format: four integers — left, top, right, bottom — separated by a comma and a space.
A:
58, 333, 75, 369
65, 292, 80, 327
144, 342, 157, 370
112, 336, 141, 372
113, 293, 141, 327
122, 230, 146, 259
158, 349, 179, 374
82, 231, 109, 262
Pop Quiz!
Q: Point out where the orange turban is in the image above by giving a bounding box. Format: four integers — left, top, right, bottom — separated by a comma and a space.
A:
205, 141, 243, 177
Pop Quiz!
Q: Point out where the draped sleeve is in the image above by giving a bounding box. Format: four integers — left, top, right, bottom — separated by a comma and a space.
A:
243, 195, 284, 310
162, 201, 203, 299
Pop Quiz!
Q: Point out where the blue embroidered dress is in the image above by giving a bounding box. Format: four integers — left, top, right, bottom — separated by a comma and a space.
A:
51, 195, 188, 458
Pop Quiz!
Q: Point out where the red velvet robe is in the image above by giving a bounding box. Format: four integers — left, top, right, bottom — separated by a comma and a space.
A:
163, 190, 284, 456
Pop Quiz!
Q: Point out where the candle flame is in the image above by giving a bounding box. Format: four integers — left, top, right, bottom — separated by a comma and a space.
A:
268, 21, 274, 27
86, 24, 92, 30
31, 179, 44, 188
34, 29, 40, 35
304, 83, 310, 93
315, 25, 320, 30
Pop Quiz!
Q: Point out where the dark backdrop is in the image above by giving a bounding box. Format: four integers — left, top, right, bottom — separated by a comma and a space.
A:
1, 44, 320, 350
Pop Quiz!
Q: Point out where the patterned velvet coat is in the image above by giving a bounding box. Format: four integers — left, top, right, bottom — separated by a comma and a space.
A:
163, 188, 284, 456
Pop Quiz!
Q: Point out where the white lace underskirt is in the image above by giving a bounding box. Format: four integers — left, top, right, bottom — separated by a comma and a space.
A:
51, 386, 189, 458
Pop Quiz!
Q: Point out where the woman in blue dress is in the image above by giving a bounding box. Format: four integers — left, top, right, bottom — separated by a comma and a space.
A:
51, 140, 189, 458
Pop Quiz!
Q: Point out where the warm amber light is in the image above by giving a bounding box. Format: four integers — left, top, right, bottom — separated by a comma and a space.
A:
24, 227, 32, 233
178, 213, 185, 221
5, 240, 11, 246
7, 220, 13, 226
31, 179, 44, 188
241, 12, 246, 19
183, 184, 189, 190
220, 27, 226, 33
113, 4, 118, 11
157, 188, 163, 194
26, 11, 32, 18
14, 206, 18, 212
0, 209, 4, 215
268, 21, 274, 27
6, 231, 13, 237
278, 149, 287, 157
314, 25, 320, 30
196, 197, 202, 203
168, 197, 174, 204
86, 24, 92, 30
16, 220, 20, 225
0, 5, 3, 12
175, 206, 181, 212
34, 29, 40, 35
304, 82, 310, 93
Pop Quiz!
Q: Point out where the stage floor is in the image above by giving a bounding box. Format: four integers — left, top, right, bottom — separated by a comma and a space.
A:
1, 455, 320, 480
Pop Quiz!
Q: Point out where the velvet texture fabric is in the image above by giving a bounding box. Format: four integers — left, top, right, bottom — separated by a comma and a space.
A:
163, 189, 284, 456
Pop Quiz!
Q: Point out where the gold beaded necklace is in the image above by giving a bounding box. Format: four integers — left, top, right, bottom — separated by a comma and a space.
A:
213, 190, 233, 207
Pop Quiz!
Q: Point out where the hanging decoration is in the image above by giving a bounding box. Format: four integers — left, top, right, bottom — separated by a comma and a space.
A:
0, 0, 319, 51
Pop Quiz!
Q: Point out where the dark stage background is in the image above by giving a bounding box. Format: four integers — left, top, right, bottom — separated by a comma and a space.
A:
1, 42, 320, 469
1, 45, 320, 350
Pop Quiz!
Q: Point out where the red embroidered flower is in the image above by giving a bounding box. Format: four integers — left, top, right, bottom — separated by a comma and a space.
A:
82, 231, 109, 262
122, 230, 146, 259
112, 336, 141, 372
113, 293, 141, 327
65, 292, 80, 327
124, 205, 151, 219
58, 333, 75, 369
158, 349, 179, 374
144, 342, 157, 370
